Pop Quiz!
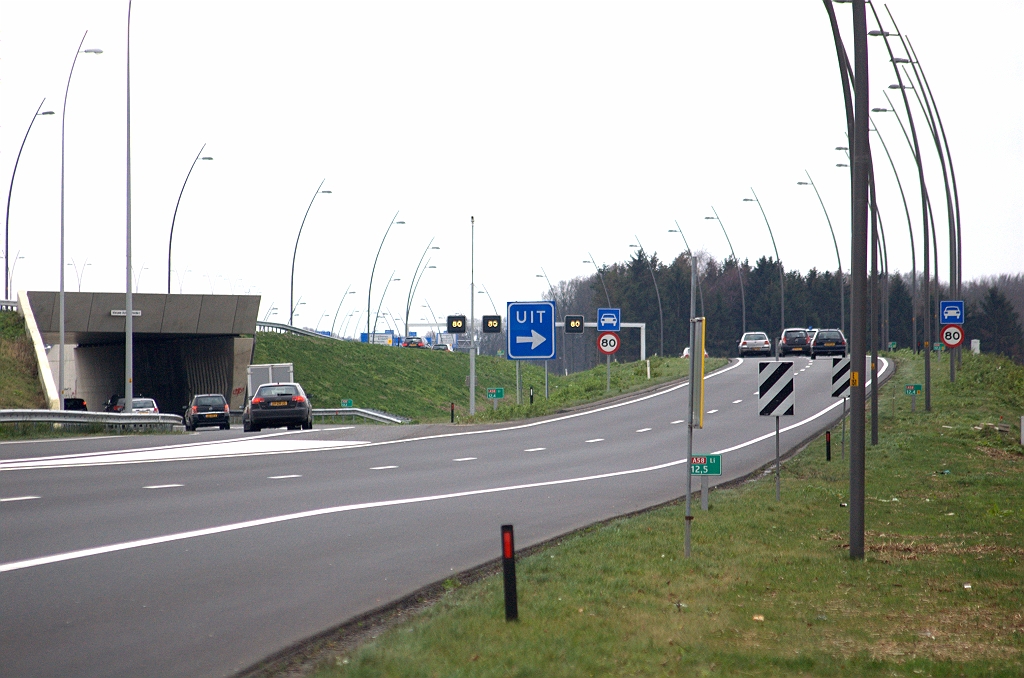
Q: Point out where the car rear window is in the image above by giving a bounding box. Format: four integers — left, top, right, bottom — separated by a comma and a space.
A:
134, 399, 156, 408
817, 331, 843, 341
744, 333, 768, 341
784, 330, 807, 339
257, 385, 299, 397
196, 395, 226, 407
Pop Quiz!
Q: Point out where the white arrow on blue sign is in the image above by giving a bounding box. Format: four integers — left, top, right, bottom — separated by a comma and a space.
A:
939, 300, 964, 325
596, 307, 620, 332
507, 301, 557, 360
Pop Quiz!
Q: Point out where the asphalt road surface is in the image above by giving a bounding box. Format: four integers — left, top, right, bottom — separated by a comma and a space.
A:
0, 356, 890, 677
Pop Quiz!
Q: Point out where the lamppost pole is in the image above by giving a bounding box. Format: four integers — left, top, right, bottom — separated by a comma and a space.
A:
797, 172, 844, 336
584, 253, 612, 307
707, 207, 745, 334
744, 189, 784, 354
670, 221, 704, 318
330, 285, 354, 336
372, 273, 399, 337
6, 99, 54, 300
367, 212, 402, 340
290, 179, 330, 325
633, 237, 664, 356
61, 31, 102, 409
168, 144, 212, 293
405, 238, 439, 337
469, 216, 476, 415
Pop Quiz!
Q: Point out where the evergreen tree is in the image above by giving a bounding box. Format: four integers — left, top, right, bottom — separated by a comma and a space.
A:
966, 287, 1024, 363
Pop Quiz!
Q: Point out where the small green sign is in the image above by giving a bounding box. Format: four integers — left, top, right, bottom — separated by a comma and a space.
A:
341, 399, 353, 407
486, 388, 505, 400
690, 455, 721, 476
904, 384, 922, 396
888, 341, 897, 350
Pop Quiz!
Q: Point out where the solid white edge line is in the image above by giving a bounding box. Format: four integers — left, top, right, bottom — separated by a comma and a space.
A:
0, 496, 40, 502
0, 358, 888, 575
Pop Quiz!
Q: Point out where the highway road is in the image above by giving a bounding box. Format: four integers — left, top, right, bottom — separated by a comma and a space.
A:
0, 356, 889, 677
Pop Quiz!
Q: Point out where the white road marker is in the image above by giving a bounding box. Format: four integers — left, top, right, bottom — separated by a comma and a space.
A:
144, 484, 183, 489
585, 438, 604, 443
370, 465, 398, 470
1, 496, 40, 502
635, 428, 651, 433
524, 447, 546, 452
706, 409, 718, 414
671, 420, 685, 424
732, 399, 743, 404
453, 457, 476, 462
268, 475, 302, 479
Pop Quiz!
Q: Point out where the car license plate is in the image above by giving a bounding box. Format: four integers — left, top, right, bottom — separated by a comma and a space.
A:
271, 401, 288, 407
206, 413, 218, 418
825, 342, 835, 346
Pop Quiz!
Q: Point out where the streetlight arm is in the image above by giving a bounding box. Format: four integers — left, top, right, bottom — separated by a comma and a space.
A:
290, 178, 326, 324
586, 252, 611, 306
367, 211, 400, 340
405, 238, 434, 336
673, 221, 704, 318
710, 206, 746, 333
168, 143, 206, 294
372, 271, 397, 337
6, 98, 49, 299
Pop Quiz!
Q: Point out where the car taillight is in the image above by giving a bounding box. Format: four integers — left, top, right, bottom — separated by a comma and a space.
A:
114, 405, 123, 412
292, 395, 306, 403
192, 405, 198, 413
224, 404, 230, 412
251, 397, 264, 404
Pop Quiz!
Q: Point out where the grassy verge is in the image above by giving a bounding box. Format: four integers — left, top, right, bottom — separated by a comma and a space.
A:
310, 350, 1024, 677
0, 311, 46, 410
255, 332, 726, 423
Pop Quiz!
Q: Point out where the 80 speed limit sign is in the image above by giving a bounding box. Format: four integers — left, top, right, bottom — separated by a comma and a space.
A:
940, 324, 964, 349
597, 331, 620, 355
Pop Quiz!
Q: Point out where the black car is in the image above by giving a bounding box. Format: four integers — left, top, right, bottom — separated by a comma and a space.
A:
810, 328, 847, 358
185, 393, 231, 431
63, 397, 88, 411
243, 382, 313, 432
778, 328, 811, 356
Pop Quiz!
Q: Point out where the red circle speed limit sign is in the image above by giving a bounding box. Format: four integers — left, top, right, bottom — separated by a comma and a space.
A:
597, 331, 620, 355
940, 324, 964, 348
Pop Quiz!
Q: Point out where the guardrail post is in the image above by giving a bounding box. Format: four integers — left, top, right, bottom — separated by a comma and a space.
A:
501, 524, 518, 621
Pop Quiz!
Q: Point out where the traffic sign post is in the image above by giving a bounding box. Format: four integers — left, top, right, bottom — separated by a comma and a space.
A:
597, 331, 619, 392
759, 361, 795, 502
940, 324, 964, 349
506, 301, 556, 360
939, 300, 964, 325
487, 387, 504, 411
596, 307, 620, 332
690, 455, 721, 476
905, 383, 922, 412
832, 357, 851, 461
341, 399, 353, 407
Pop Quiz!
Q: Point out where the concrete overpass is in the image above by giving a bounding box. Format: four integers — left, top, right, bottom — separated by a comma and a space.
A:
19, 291, 259, 414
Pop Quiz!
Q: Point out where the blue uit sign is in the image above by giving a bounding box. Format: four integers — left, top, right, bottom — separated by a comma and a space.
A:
596, 307, 621, 332
939, 300, 964, 325
507, 301, 556, 360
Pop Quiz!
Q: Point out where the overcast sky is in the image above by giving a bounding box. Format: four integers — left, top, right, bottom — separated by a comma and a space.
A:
3, 0, 1021, 336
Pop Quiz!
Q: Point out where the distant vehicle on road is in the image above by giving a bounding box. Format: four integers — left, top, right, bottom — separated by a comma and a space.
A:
431, 343, 452, 352
63, 397, 88, 411
682, 346, 709, 359
737, 332, 772, 357
810, 328, 847, 358
108, 397, 159, 413
243, 382, 312, 432
402, 337, 427, 348
185, 393, 230, 431
778, 328, 811, 356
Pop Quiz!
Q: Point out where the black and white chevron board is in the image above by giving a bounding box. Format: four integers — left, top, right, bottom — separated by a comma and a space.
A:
832, 357, 851, 398
758, 361, 795, 416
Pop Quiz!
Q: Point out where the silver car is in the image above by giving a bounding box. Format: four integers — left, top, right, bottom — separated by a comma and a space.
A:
737, 332, 772, 357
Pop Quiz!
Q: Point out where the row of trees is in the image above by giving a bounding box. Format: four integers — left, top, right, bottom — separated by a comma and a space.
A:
524, 251, 1023, 374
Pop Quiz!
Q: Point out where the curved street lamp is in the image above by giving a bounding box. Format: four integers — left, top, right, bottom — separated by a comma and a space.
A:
167, 144, 213, 293
59, 33, 103, 408
6, 99, 54, 300
668, 221, 704, 318
372, 272, 399, 336
367, 213, 403, 340
583, 253, 611, 306
705, 208, 746, 333
630, 237, 664, 357
330, 286, 356, 336
404, 239, 439, 337
290, 179, 331, 324
743, 189, 784, 354
797, 171, 844, 336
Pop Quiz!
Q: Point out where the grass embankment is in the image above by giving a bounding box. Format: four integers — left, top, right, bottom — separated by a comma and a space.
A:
312, 350, 1024, 677
0, 311, 46, 410
254, 332, 725, 424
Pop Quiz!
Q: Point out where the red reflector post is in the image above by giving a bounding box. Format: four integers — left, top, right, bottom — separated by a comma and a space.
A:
501, 524, 518, 621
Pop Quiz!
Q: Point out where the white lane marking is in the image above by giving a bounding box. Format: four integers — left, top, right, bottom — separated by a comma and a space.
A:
671, 420, 685, 425
1, 439, 370, 470
316, 427, 356, 432
585, 438, 604, 443
0, 359, 895, 576
268, 475, 301, 479
732, 399, 743, 404
635, 428, 651, 433
453, 457, 476, 462
0, 435, 125, 446
0, 496, 40, 502
3, 361, 749, 473
754, 391, 759, 395
370, 465, 398, 470
706, 409, 718, 414
144, 484, 183, 489
524, 447, 546, 452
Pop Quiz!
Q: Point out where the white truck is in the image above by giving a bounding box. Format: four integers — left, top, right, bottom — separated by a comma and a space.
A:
246, 363, 294, 401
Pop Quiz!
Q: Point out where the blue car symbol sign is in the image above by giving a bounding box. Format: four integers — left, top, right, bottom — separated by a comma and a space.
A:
596, 307, 620, 332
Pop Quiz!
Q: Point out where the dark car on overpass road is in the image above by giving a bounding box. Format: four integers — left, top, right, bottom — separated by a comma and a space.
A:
778, 328, 811, 357
810, 328, 847, 358
243, 382, 313, 432
185, 393, 231, 431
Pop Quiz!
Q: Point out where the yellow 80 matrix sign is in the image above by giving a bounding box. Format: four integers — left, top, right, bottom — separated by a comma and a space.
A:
447, 315, 467, 333
482, 315, 502, 333
564, 315, 584, 334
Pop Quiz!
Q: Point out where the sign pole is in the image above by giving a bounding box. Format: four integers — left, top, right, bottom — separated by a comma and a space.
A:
684, 258, 697, 558
469, 216, 475, 416
842, 397, 847, 460
516, 361, 521, 405
606, 354, 610, 392
775, 416, 781, 501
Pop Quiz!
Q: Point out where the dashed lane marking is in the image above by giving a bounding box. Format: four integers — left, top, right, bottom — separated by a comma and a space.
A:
453, 457, 476, 462
585, 439, 604, 443
1, 496, 40, 502
635, 428, 651, 433
706, 409, 718, 414
671, 420, 685, 424
732, 399, 743, 404
524, 448, 546, 452
268, 475, 302, 479
144, 484, 183, 490
370, 466, 398, 470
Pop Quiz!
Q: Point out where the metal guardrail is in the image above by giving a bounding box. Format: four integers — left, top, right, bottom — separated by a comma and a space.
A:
0, 409, 183, 428
0, 299, 19, 313
312, 407, 409, 424
256, 321, 343, 340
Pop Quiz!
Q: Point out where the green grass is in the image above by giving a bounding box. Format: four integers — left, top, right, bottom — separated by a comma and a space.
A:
309, 350, 1024, 677
254, 332, 726, 424
0, 311, 46, 410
